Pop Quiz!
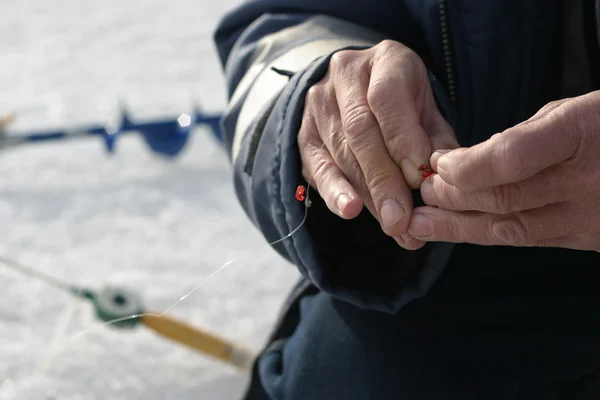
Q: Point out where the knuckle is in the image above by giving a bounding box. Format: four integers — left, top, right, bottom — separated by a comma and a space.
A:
546, 100, 562, 109
305, 84, 323, 104
492, 216, 529, 245
534, 100, 562, 117
385, 127, 428, 157
312, 157, 337, 183
343, 105, 377, 139
375, 40, 409, 59
495, 136, 526, 183
366, 78, 400, 113
364, 167, 395, 196
374, 41, 426, 79
438, 184, 461, 210
329, 50, 357, 74
375, 39, 399, 52
488, 184, 520, 214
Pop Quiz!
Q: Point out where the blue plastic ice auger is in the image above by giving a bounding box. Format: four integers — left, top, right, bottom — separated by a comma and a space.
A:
0, 105, 222, 158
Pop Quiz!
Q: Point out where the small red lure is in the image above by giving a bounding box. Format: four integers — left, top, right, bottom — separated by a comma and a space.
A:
295, 185, 312, 207
295, 185, 306, 202
418, 164, 434, 179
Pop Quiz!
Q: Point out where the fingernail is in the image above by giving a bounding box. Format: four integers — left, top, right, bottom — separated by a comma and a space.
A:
433, 150, 454, 168
436, 149, 455, 166
400, 233, 414, 244
432, 149, 452, 158
394, 233, 414, 248
408, 213, 434, 238
336, 193, 352, 216
380, 199, 405, 229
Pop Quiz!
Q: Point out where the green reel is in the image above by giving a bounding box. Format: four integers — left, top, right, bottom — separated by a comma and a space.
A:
76, 286, 145, 329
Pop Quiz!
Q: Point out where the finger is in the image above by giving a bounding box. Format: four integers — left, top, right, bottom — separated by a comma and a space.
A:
433, 101, 582, 191
306, 77, 376, 218
407, 202, 583, 246
429, 148, 451, 171
428, 100, 568, 172
367, 46, 431, 188
519, 99, 569, 126
298, 113, 363, 219
420, 163, 576, 213
422, 115, 459, 176
313, 78, 426, 250
330, 50, 415, 240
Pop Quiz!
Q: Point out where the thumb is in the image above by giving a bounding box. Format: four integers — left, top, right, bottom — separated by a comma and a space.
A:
430, 146, 464, 173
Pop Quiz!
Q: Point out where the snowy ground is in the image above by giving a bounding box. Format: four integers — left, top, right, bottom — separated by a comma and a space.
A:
0, 1, 299, 399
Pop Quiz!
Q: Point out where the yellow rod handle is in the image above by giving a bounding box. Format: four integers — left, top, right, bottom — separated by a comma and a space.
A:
140, 312, 256, 371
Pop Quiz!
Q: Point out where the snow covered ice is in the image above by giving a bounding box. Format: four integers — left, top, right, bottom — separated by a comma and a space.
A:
0, 1, 299, 399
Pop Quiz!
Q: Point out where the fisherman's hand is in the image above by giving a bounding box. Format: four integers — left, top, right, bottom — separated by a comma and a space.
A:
298, 40, 458, 249
410, 91, 600, 252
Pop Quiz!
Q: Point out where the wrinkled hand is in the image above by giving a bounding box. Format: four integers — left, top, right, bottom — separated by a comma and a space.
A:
298, 40, 458, 249
409, 91, 600, 251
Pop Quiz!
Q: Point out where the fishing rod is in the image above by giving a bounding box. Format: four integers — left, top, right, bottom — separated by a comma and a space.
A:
0, 107, 258, 370
0, 256, 256, 371
0, 105, 223, 157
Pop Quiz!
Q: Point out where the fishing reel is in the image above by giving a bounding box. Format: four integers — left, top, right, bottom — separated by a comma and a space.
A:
0, 256, 255, 371
77, 284, 255, 370
77, 285, 145, 330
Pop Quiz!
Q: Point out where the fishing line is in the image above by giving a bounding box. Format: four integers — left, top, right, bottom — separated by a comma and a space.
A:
56, 129, 325, 342
0, 123, 352, 398
63, 258, 239, 346
58, 183, 313, 343
34, 301, 79, 377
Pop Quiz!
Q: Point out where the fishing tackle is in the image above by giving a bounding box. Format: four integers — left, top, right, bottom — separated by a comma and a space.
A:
418, 164, 434, 179
295, 185, 312, 208
0, 257, 255, 371
295, 185, 306, 202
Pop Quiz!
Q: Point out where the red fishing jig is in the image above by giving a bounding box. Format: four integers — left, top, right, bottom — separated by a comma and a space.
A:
295, 185, 306, 202
418, 164, 434, 179
295, 185, 312, 207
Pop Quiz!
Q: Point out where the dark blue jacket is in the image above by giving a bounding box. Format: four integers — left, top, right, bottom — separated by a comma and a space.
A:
212, 0, 591, 313
212, 1, 600, 399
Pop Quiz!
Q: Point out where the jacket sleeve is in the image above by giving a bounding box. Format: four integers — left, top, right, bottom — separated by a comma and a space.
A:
213, 2, 456, 313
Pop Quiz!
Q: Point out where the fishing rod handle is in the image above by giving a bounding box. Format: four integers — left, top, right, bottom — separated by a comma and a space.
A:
140, 312, 256, 371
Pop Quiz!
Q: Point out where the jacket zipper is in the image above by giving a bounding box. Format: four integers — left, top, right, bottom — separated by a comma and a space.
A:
439, 0, 457, 103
